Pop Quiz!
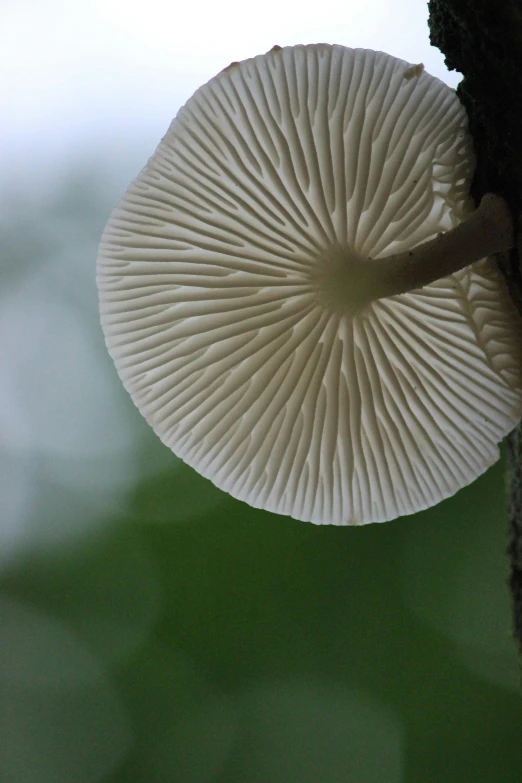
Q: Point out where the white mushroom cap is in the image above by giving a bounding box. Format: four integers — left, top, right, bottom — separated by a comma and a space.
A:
97, 44, 522, 525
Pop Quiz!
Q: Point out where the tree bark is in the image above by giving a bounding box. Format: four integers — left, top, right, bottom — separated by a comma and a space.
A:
428, 0, 522, 657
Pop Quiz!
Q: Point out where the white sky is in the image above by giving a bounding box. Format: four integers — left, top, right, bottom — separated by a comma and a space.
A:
1, 0, 460, 172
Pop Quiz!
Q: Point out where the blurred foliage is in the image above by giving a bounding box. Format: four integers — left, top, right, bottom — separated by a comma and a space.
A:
0, 158, 521, 783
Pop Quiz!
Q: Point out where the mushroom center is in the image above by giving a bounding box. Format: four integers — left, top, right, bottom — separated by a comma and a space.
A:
309, 244, 381, 315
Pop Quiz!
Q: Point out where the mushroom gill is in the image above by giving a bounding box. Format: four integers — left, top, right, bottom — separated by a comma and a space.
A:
97, 44, 522, 525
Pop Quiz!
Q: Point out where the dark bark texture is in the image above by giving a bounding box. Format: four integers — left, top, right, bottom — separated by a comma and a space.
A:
428, 0, 522, 655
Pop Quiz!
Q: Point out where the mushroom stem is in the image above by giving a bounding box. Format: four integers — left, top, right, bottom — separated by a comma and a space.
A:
372, 193, 514, 299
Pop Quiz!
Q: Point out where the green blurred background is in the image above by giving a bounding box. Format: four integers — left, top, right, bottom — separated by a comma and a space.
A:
1, 2, 521, 781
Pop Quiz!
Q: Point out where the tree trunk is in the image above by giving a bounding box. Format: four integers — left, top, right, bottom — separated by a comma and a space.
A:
428, 0, 522, 656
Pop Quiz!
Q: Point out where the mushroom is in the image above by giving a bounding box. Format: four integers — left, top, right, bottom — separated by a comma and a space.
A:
97, 43, 522, 525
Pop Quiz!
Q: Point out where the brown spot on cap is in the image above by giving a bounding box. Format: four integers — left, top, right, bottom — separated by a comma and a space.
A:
403, 63, 424, 80
220, 60, 239, 74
